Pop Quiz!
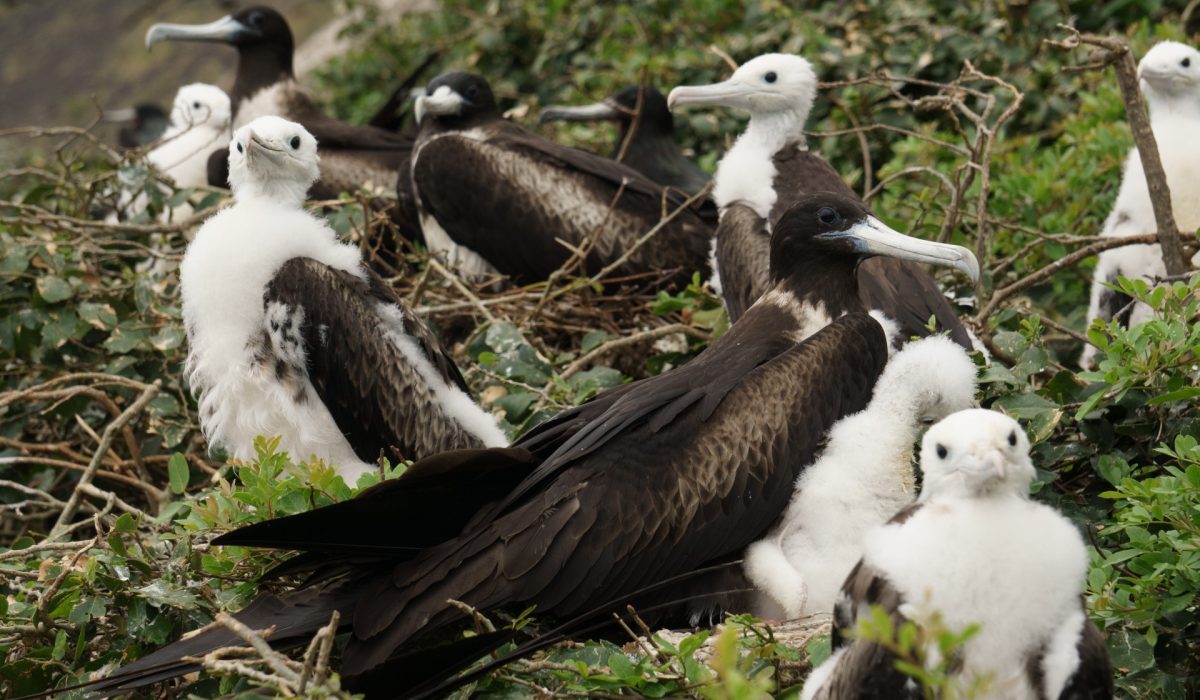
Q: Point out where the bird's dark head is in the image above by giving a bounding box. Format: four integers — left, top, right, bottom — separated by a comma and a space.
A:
147, 6, 293, 51
769, 193, 979, 289
146, 7, 295, 90
415, 72, 498, 125
539, 85, 673, 135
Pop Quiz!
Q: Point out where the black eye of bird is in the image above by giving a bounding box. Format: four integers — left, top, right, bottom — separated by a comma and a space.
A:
1183, 57, 1192, 68
1008, 430, 1018, 447
936, 444, 948, 459
193, 101, 201, 109
817, 207, 841, 225
765, 71, 777, 83
289, 136, 301, 149
248, 11, 264, 26
236, 142, 243, 153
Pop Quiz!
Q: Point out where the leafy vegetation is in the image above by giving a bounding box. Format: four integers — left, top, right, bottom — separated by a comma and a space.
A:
2, 0, 1200, 698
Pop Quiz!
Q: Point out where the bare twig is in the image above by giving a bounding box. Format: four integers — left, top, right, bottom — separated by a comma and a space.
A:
1048, 25, 1189, 275
447, 598, 498, 633
212, 613, 295, 683
425, 257, 499, 325
560, 323, 707, 379
975, 233, 1160, 323
708, 45, 739, 71
50, 381, 160, 536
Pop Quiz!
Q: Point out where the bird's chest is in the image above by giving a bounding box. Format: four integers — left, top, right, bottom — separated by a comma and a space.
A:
235, 84, 289, 130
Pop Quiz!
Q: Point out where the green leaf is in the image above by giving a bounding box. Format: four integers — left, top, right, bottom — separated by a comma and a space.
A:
168, 453, 190, 495
804, 634, 831, 667
137, 580, 200, 610
495, 392, 536, 422
51, 629, 68, 660
36, 275, 74, 303
1147, 387, 1200, 405
149, 326, 186, 352
1106, 627, 1155, 673
103, 323, 149, 354
580, 330, 611, 354
606, 651, 636, 680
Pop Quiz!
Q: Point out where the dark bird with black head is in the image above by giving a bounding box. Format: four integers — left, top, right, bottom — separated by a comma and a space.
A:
410, 71, 714, 288
540, 85, 712, 200
84, 190, 979, 699
145, 6, 421, 237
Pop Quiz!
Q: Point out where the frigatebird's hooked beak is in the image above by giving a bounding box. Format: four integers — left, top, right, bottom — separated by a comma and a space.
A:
538, 101, 622, 125
145, 15, 257, 49
821, 217, 981, 285
667, 79, 760, 111
414, 86, 466, 124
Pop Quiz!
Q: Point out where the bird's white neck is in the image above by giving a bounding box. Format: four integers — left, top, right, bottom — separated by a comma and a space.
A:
232, 179, 310, 209
713, 108, 808, 217
744, 108, 809, 155
1149, 95, 1200, 125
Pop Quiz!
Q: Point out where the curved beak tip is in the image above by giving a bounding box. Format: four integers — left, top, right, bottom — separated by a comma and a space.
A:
960, 251, 981, 285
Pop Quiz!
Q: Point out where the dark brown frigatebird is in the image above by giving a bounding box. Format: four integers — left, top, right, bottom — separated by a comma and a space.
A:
669, 53, 976, 348
539, 85, 712, 199
410, 72, 713, 287
86, 192, 978, 698
145, 6, 421, 237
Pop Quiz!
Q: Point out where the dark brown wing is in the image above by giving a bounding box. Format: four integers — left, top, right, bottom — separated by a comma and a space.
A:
264, 258, 492, 463
287, 91, 413, 156
815, 560, 917, 700
412, 122, 712, 286
500, 301, 809, 512
857, 257, 973, 348
212, 447, 538, 556
714, 203, 771, 323
206, 148, 229, 188
340, 312, 887, 675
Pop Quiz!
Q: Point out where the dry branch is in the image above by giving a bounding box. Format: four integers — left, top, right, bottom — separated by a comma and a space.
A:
50, 381, 160, 537
1048, 25, 1189, 275
974, 232, 1160, 323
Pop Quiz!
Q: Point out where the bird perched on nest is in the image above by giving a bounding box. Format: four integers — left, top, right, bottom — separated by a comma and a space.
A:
136, 83, 232, 221
1082, 40, 1200, 367
180, 116, 506, 483
89, 189, 979, 698
410, 71, 713, 287
744, 334, 978, 620
801, 409, 1113, 700
145, 6, 421, 236
668, 54, 974, 348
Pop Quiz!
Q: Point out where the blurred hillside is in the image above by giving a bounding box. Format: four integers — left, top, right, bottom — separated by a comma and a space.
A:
0, 1, 332, 134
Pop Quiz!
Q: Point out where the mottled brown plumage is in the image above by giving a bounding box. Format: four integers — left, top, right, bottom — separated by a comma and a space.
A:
265, 258, 497, 464
93, 193, 917, 698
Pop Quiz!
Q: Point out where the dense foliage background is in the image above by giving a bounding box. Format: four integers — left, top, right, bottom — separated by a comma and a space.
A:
1, 0, 1198, 698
